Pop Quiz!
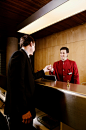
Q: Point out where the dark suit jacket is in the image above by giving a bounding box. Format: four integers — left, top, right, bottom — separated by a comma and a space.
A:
4, 49, 45, 119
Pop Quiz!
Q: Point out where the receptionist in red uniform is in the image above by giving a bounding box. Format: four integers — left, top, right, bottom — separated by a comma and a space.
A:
49, 47, 80, 84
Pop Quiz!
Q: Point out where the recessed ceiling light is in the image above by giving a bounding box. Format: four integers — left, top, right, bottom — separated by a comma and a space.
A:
17, 0, 86, 35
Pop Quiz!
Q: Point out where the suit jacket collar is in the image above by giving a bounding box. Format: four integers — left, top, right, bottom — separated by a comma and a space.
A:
21, 47, 30, 58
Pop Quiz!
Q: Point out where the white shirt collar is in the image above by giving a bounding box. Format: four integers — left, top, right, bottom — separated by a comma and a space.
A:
21, 47, 30, 58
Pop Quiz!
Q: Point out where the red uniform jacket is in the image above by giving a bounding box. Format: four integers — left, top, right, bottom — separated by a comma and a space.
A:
49, 59, 80, 84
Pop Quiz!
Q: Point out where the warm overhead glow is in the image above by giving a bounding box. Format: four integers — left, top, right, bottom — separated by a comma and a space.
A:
18, 0, 86, 34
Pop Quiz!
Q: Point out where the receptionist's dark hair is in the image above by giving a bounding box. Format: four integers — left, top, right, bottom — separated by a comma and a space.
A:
60, 47, 69, 53
20, 34, 35, 48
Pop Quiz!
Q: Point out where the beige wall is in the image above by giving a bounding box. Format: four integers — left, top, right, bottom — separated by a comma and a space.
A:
34, 23, 86, 84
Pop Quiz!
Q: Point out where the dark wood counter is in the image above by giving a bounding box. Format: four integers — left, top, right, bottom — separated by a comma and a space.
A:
35, 78, 86, 96
35, 79, 86, 130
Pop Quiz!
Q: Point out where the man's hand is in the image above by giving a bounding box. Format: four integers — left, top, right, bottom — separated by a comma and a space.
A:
22, 111, 32, 124
43, 64, 54, 73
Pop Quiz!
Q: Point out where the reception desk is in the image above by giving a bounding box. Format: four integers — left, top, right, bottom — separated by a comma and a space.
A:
35, 79, 86, 130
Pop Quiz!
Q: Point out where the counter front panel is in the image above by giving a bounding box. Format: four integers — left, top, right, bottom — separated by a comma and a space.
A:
35, 79, 86, 130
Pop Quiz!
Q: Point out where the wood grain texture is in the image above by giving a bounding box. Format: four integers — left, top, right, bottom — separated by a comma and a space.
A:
0, 1, 86, 38
34, 23, 86, 84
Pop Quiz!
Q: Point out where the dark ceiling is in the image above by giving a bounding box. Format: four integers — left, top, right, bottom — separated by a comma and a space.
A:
0, 0, 52, 38
0, 0, 86, 40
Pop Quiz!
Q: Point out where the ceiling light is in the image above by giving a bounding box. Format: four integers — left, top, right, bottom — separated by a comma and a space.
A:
17, 0, 86, 35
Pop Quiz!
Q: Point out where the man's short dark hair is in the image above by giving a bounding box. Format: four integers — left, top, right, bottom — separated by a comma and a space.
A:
60, 47, 69, 53
20, 34, 35, 48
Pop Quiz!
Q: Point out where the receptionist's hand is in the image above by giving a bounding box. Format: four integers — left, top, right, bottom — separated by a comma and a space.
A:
22, 111, 32, 124
43, 64, 53, 73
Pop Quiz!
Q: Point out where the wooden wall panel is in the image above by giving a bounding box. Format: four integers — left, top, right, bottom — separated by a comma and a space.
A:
46, 48, 51, 65
38, 49, 43, 71
72, 42, 84, 84
41, 38, 45, 49
42, 48, 46, 68
35, 40, 39, 51
66, 43, 73, 60
57, 31, 67, 46
51, 45, 61, 64
51, 33, 57, 47
34, 52, 36, 72
44, 36, 51, 48
34, 51, 39, 72
34, 23, 86, 84
67, 24, 86, 44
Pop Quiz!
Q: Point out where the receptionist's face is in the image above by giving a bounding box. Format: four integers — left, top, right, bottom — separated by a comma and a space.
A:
60, 50, 68, 61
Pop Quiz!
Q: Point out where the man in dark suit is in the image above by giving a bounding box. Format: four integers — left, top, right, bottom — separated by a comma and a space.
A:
4, 35, 52, 130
